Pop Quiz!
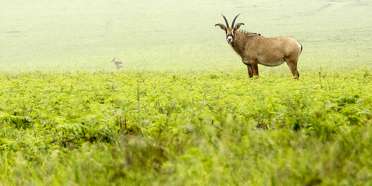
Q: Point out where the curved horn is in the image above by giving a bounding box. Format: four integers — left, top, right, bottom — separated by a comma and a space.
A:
222, 15, 230, 28
231, 14, 240, 28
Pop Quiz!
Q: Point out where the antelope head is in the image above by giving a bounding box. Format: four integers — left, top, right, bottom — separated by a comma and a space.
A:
215, 14, 245, 44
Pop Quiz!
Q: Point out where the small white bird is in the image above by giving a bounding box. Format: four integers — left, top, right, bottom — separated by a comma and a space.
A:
111, 58, 124, 70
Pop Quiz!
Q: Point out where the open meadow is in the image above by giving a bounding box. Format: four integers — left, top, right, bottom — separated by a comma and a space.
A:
0, 0, 371, 185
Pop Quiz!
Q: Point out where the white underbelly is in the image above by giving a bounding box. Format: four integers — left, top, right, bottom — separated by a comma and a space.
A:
258, 60, 285, 67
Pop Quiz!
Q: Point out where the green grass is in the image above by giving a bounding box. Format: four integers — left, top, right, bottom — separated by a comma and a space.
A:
0, 71, 371, 185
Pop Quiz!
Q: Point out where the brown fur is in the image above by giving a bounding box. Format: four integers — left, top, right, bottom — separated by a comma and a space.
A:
216, 15, 303, 79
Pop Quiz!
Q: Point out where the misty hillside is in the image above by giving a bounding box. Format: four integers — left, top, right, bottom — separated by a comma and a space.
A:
1, 0, 371, 71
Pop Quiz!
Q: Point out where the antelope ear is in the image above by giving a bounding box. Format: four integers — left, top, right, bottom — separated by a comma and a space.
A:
215, 23, 226, 31
234, 23, 245, 30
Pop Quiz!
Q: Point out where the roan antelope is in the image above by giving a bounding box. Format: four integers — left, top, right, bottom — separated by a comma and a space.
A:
215, 14, 303, 79
111, 58, 124, 70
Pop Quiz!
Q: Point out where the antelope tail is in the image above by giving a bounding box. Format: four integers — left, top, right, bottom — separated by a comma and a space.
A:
300, 44, 303, 53
298, 42, 303, 56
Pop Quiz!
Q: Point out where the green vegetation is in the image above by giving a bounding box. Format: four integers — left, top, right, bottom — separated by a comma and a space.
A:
0, 71, 371, 185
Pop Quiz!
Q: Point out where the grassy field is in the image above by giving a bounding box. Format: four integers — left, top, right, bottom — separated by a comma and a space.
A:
0, 0, 372, 185
0, 71, 371, 185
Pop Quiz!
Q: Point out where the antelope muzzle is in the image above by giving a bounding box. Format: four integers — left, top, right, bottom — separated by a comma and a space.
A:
226, 34, 234, 44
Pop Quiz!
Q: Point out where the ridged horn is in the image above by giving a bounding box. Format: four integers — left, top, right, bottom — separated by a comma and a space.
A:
222, 15, 230, 28
231, 14, 240, 28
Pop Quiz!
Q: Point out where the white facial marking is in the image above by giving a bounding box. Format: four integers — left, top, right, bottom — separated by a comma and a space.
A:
226, 35, 233, 43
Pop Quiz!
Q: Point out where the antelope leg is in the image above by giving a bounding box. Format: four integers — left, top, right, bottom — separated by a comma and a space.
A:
286, 60, 300, 79
247, 65, 253, 78
253, 64, 259, 77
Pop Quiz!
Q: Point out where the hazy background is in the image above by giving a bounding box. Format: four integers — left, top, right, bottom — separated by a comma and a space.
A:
1, 0, 371, 72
